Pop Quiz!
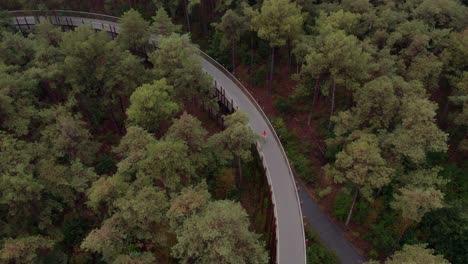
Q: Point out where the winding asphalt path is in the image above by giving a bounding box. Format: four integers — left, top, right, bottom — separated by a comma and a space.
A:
10, 11, 363, 264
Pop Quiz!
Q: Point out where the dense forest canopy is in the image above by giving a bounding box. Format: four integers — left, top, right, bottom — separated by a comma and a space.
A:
0, 0, 467, 263
0, 7, 268, 264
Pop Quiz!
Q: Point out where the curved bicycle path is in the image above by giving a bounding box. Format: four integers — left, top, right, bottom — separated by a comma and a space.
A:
10, 11, 364, 264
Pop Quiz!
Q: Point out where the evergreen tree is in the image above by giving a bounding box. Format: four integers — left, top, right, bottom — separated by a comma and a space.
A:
366, 244, 450, 264
150, 8, 181, 36
253, 0, 304, 90
117, 9, 150, 51
172, 200, 268, 264
324, 131, 393, 226
214, 9, 247, 74
126, 79, 179, 133
149, 34, 215, 108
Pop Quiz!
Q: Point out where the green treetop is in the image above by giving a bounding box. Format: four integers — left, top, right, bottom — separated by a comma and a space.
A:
167, 181, 211, 229
136, 139, 195, 191
82, 187, 169, 262
0, 236, 55, 264
117, 9, 150, 51
165, 112, 210, 172
301, 29, 370, 128
208, 111, 257, 164
149, 34, 215, 108
113, 126, 157, 176
150, 8, 181, 36
366, 244, 450, 264
172, 200, 268, 264
40, 106, 99, 165
324, 131, 393, 226
126, 79, 179, 133
0, 64, 38, 136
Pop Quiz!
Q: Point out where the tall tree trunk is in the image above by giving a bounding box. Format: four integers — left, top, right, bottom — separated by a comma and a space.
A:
119, 95, 126, 116
109, 106, 122, 135
387, 221, 411, 258
308, 76, 321, 127
249, 31, 254, 85
327, 79, 336, 129
183, 0, 191, 33
199, 0, 206, 34
238, 156, 243, 192
287, 40, 292, 77
231, 38, 236, 74
345, 185, 359, 226
269, 47, 275, 92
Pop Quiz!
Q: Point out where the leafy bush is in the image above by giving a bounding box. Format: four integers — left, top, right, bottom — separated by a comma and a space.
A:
305, 225, 339, 264
287, 145, 314, 183
94, 153, 117, 175
252, 64, 268, 86
273, 96, 293, 114
353, 199, 371, 225
273, 117, 314, 183
318, 187, 332, 199
333, 188, 352, 221
325, 143, 341, 162
207, 31, 230, 68
365, 213, 398, 255
238, 42, 261, 66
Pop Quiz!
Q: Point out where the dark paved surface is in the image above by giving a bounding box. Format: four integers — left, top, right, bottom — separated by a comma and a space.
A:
297, 180, 364, 264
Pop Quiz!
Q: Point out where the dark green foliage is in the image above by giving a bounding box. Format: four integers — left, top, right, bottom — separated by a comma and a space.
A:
2, 0, 467, 261
418, 202, 468, 264
273, 96, 294, 114
94, 154, 117, 175
0, 12, 268, 263
0, 10, 12, 32
366, 213, 399, 256
60, 214, 94, 251
272, 117, 314, 183
333, 188, 353, 221
353, 199, 371, 225
207, 31, 230, 69
414, 164, 468, 264
252, 64, 268, 86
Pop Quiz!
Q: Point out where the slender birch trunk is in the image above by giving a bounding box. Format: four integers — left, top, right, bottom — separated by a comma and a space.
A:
328, 79, 336, 129
269, 47, 275, 91
345, 185, 359, 226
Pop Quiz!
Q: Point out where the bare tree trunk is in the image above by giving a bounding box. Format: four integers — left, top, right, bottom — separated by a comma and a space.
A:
387, 221, 411, 258
231, 38, 236, 74
249, 31, 254, 85
238, 156, 243, 192
199, 0, 207, 34
287, 40, 291, 77
269, 47, 275, 92
307, 76, 321, 127
119, 95, 126, 116
345, 185, 359, 226
183, 0, 191, 33
327, 79, 336, 129
109, 106, 122, 135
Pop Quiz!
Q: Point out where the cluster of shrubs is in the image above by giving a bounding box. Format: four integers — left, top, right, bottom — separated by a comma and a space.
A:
272, 117, 314, 184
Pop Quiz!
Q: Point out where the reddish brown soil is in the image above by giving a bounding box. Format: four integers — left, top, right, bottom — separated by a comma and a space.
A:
234, 62, 373, 258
